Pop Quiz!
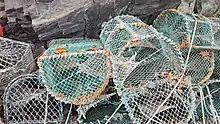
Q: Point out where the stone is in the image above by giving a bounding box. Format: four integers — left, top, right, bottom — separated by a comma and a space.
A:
4, 0, 181, 47
195, 0, 220, 16
0, 99, 2, 119
178, 0, 196, 13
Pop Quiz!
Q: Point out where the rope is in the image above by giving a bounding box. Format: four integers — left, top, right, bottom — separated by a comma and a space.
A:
25, 52, 44, 72
104, 102, 123, 124
199, 86, 206, 124
205, 85, 219, 123
146, 14, 198, 124
44, 92, 49, 124
65, 104, 73, 124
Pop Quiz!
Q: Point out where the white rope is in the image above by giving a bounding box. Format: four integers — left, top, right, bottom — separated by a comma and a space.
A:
104, 102, 123, 124
199, 86, 206, 124
44, 92, 49, 124
205, 85, 219, 124
65, 104, 73, 124
132, 97, 163, 124
146, 14, 198, 124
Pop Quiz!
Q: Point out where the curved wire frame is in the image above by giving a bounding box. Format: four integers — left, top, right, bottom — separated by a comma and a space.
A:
3, 74, 63, 124
0, 37, 34, 98
37, 40, 112, 105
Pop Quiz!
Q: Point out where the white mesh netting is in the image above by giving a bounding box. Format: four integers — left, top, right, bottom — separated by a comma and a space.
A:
3, 74, 63, 124
0, 37, 34, 98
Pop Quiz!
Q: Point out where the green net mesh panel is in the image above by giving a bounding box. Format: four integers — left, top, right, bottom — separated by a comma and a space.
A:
153, 9, 215, 84
196, 80, 220, 123
48, 38, 101, 47
77, 101, 131, 124
153, 9, 214, 48
214, 50, 220, 79
0, 37, 34, 99
3, 74, 63, 124
183, 50, 215, 84
214, 11, 220, 18
210, 17, 220, 79
37, 39, 111, 105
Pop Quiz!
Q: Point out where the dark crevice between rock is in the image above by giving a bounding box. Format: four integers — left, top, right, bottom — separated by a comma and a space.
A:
83, 12, 87, 39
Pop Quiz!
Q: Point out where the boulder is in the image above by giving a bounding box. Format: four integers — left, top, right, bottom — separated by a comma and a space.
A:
4, 0, 181, 47
178, 0, 196, 13
195, 0, 220, 16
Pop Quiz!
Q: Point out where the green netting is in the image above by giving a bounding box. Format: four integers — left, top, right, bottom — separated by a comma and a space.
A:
37, 39, 111, 105
104, 15, 192, 124
210, 17, 220, 79
196, 80, 220, 123
214, 11, 220, 18
183, 50, 215, 83
48, 38, 103, 48
153, 9, 214, 48
153, 9, 216, 84
77, 101, 131, 124
45, 39, 103, 55
214, 50, 220, 78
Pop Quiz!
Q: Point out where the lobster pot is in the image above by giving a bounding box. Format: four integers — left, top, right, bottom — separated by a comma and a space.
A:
101, 15, 185, 76
37, 39, 111, 105
3, 74, 63, 124
153, 9, 215, 84
112, 29, 186, 90
0, 37, 34, 98
113, 43, 195, 123
153, 9, 214, 48
196, 80, 220, 123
